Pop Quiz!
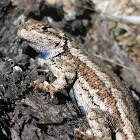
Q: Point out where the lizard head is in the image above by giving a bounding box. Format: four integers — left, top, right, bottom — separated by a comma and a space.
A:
17, 19, 68, 58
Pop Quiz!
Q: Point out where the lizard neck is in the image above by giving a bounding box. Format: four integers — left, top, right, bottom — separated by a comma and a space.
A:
41, 36, 70, 59
40, 47, 65, 59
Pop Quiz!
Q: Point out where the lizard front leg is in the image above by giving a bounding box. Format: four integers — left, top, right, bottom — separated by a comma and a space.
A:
30, 57, 76, 98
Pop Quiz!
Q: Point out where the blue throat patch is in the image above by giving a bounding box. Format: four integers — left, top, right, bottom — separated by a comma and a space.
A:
40, 51, 50, 58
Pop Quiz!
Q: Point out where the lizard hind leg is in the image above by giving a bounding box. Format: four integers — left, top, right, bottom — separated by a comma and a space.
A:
74, 108, 120, 140
86, 108, 120, 140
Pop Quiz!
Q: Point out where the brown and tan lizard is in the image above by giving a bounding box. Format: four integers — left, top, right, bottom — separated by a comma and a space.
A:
17, 19, 140, 140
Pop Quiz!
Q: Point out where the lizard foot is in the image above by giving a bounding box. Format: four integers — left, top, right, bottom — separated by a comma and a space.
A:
30, 80, 56, 98
74, 128, 97, 140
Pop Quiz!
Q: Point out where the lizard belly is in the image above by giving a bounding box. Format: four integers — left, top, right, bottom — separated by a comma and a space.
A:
73, 76, 113, 115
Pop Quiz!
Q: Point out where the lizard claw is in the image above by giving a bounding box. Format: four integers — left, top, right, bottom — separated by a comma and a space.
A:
30, 80, 56, 99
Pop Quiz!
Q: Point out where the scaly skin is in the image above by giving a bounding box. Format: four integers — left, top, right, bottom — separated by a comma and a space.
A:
17, 19, 140, 140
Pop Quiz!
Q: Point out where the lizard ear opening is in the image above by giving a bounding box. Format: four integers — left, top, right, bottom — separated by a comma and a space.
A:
42, 26, 48, 30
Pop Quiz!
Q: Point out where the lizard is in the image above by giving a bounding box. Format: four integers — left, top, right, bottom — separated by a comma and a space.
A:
17, 19, 140, 140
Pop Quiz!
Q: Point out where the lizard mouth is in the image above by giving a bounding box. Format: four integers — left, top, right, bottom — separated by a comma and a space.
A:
17, 25, 27, 38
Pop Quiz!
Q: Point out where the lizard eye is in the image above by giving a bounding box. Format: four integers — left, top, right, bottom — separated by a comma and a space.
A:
42, 26, 48, 30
